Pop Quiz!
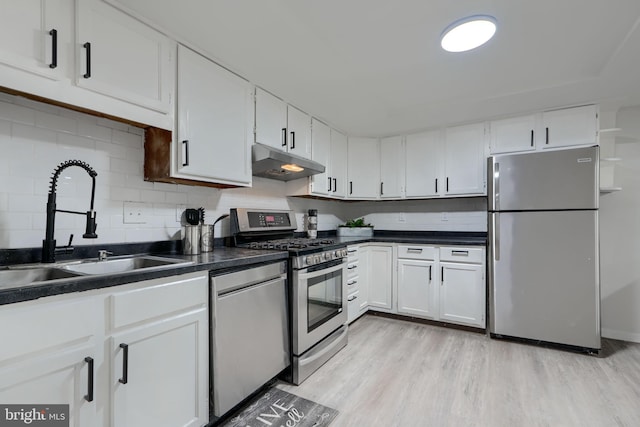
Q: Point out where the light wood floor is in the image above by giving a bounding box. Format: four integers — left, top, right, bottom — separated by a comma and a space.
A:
277, 314, 640, 427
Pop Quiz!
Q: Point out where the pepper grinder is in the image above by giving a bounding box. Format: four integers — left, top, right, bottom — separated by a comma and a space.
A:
307, 209, 317, 239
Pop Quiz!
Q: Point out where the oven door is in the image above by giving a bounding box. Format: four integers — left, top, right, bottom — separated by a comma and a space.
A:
292, 258, 347, 355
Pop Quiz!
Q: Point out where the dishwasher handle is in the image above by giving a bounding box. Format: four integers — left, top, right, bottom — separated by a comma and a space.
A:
212, 261, 286, 295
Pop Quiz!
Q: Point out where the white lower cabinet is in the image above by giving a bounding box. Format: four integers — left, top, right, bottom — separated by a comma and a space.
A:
0, 294, 102, 427
396, 244, 486, 328
367, 245, 394, 312
346, 245, 369, 323
0, 271, 209, 427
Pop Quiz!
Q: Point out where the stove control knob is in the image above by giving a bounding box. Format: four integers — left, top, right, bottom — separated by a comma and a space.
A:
305, 256, 313, 266
313, 255, 320, 264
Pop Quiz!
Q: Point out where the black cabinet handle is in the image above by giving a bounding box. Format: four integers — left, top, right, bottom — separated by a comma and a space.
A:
290, 131, 295, 149
530, 130, 534, 147
281, 128, 287, 146
119, 343, 128, 384
435, 178, 438, 193
380, 182, 384, 196
441, 266, 444, 283
429, 265, 432, 281
83, 42, 91, 79
84, 357, 94, 402
546, 127, 549, 144
349, 181, 353, 195
49, 29, 57, 69
333, 178, 337, 193
446, 177, 449, 192
182, 140, 189, 166
328, 176, 332, 192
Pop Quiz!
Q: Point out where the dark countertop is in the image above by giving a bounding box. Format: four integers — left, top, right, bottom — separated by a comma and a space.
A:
0, 247, 288, 306
332, 231, 487, 246
0, 231, 486, 306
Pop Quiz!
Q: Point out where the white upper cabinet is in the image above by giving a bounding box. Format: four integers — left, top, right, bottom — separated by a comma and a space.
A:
287, 106, 312, 159
542, 104, 599, 149
310, 119, 331, 196
380, 136, 404, 199
347, 137, 380, 199
330, 129, 348, 198
255, 88, 312, 159
175, 45, 253, 186
0, 0, 72, 80
405, 130, 442, 198
76, 0, 173, 113
489, 114, 537, 154
444, 123, 487, 196
255, 88, 288, 150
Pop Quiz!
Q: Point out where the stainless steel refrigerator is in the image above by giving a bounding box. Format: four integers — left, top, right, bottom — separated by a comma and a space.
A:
488, 145, 600, 351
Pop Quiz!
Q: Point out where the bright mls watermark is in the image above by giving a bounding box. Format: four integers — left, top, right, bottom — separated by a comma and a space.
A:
0, 405, 69, 427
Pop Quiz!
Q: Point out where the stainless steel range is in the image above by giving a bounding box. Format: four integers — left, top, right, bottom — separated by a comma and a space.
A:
230, 208, 349, 384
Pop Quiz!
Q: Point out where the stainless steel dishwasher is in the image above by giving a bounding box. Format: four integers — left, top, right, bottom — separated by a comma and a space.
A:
210, 261, 289, 418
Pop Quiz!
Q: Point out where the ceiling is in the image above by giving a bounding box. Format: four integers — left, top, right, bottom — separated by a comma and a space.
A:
114, 0, 640, 137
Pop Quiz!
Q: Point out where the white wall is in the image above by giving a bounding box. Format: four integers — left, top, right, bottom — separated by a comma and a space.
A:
600, 106, 640, 342
0, 93, 344, 248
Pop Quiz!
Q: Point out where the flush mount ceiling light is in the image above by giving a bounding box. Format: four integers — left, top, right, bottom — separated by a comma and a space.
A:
440, 15, 497, 53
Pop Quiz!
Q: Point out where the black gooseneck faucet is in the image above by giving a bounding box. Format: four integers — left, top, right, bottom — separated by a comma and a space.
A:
42, 160, 98, 263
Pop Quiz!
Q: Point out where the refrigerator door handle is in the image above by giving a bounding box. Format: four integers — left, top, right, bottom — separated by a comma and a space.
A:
494, 162, 500, 211
493, 213, 500, 261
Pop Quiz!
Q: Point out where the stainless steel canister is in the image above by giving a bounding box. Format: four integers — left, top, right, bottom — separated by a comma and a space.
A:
200, 224, 214, 253
182, 225, 201, 255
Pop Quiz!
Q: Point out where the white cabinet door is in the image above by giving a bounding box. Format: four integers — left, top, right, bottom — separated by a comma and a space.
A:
111, 309, 208, 427
368, 245, 394, 311
380, 136, 404, 199
330, 129, 348, 198
255, 88, 288, 150
439, 262, 485, 328
287, 106, 312, 159
0, 0, 72, 80
176, 45, 253, 186
76, 0, 173, 113
310, 119, 331, 196
347, 137, 380, 199
490, 115, 537, 154
405, 130, 442, 198
0, 294, 102, 427
397, 259, 438, 319
444, 123, 486, 196
542, 105, 598, 149
0, 345, 99, 427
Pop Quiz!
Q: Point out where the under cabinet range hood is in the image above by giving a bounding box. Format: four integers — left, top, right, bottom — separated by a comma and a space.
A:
252, 142, 325, 181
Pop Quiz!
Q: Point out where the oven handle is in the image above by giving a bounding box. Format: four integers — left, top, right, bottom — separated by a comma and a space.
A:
297, 261, 346, 280
298, 326, 348, 367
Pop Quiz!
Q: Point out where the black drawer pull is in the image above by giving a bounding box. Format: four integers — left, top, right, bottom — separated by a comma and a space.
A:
84, 357, 94, 402
530, 129, 534, 147
435, 178, 438, 193
119, 343, 129, 384
429, 265, 432, 281
290, 131, 295, 149
333, 178, 337, 193
546, 127, 549, 144
328, 176, 332, 192
83, 42, 91, 79
349, 181, 353, 195
49, 29, 58, 69
451, 250, 469, 256
348, 295, 357, 302
281, 128, 287, 146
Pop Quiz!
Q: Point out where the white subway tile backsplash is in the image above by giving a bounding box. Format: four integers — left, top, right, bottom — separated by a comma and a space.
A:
165, 191, 188, 204
96, 117, 129, 132
0, 101, 36, 125
140, 189, 166, 203
112, 129, 143, 147
110, 157, 142, 175
35, 111, 77, 134
109, 187, 141, 202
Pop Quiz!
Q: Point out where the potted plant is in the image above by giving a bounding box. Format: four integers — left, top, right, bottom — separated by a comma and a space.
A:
337, 217, 374, 237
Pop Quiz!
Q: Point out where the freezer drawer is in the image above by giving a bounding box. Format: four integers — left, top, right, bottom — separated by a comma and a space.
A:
489, 210, 600, 349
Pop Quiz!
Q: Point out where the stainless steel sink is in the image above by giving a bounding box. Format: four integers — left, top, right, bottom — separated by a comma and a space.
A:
59, 255, 192, 275
0, 267, 81, 288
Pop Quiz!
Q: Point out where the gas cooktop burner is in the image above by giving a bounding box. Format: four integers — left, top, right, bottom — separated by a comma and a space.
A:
247, 238, 336, 251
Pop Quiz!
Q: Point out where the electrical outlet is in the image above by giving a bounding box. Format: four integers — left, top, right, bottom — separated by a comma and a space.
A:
398, 212, 406, 222
441, 212, 449, 222
123, 201, 147, 224
176, 204, 186, 222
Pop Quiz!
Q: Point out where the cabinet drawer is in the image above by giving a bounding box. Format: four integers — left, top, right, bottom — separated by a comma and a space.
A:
110, 272, 208, 330
439, 246, 485, 264
347, 290, 360, 323
347, 275, 360, 294
347, 260, 359, 274
397, 245, 436, 260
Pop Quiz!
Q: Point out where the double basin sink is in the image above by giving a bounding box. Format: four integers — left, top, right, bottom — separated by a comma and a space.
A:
0, 255, 193, 289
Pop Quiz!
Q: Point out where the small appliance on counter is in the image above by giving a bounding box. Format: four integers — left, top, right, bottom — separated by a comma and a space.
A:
307, 209, 318, 239
182, 208, 203, 255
